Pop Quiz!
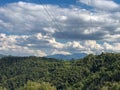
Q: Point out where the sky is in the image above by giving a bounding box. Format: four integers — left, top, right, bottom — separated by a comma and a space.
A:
0, 0, 120, 56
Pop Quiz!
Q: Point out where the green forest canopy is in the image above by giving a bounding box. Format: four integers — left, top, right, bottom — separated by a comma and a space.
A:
0, 53, 120, 90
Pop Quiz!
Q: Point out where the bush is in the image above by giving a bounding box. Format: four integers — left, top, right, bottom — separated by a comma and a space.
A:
17, 81, 56, 90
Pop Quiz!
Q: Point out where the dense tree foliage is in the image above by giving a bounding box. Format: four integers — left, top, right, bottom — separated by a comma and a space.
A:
0, 53, 120, 90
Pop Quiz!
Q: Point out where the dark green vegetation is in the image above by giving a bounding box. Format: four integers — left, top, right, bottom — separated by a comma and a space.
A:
0, 53, 120, 90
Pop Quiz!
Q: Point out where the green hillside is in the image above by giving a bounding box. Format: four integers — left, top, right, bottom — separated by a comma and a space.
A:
0, 53, 120, 90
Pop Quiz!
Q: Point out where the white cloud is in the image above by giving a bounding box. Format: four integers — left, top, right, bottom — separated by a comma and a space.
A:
83, 40, 103, 50
0, 33, 46, 56
65, 41, 83, 50
51, 50, 71, 55
103, 42, 120, 52
79, 0, 119, 11
0, 33, 120, 56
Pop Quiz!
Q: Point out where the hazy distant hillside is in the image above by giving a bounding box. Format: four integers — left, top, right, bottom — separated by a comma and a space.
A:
0, 53, 120, 90
47, 53, 87, 60
0, 54, 5, 58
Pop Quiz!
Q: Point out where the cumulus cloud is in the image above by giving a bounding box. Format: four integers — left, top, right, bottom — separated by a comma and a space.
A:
64, 40, 120, 54
79, 0, 119, 11
0, 2, 120, 41
103, 42, 120, 52
0, 1, 120, 56
0, 33, 46, 56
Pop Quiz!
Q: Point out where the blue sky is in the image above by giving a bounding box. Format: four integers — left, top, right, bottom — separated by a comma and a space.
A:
1, 0, 120, 4
1, 0, 120, 6
0, 0, 120, 56
1, 0, 76, 6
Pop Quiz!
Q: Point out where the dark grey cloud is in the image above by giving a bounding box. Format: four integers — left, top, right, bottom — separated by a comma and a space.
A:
53, 31, 105, 40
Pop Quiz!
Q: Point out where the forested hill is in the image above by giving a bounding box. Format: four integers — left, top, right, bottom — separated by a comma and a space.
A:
0, 53, 120, 90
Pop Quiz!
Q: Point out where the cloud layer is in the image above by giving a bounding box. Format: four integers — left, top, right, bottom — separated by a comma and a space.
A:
79, 0, 119, 11
0, 1, 120, 56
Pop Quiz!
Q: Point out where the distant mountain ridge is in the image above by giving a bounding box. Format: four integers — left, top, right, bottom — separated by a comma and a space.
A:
0, 53, 87, 60
46, 53, 87, 60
